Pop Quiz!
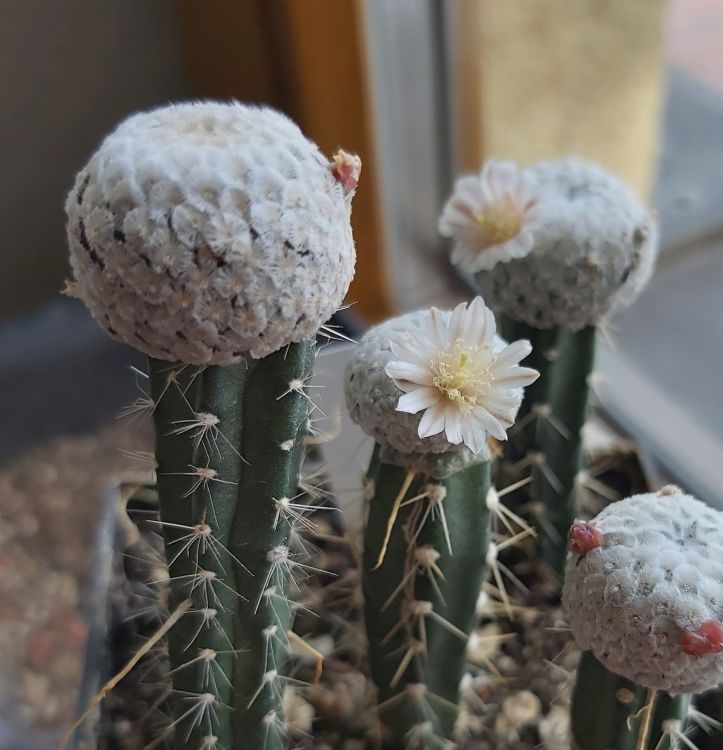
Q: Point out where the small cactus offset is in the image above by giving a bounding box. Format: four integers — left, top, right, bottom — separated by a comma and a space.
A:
440, 157, 659, 574
345, 299, 538, 745
65, 102, 359, 749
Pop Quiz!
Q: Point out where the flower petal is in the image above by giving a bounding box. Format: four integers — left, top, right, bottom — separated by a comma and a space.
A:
439, 204, 480, 237
482, 392, 522, 426
389, 336, 433, 368
450, 242, 478, 272
470, 407, 508, 441
444, 410, 464, 445
491, 365, 539, 389
461, 413, 487, 454
452, 181, 485, 215
493, 339, 532, 369
417, 403, 447, 438
482, 161, 518, 201
448, 301, 468, 341
396, 387, 440, 414
462, 296, 491, 343
479, 305, 497, 348
427, 307, 449, 349
385, 361, 434, 386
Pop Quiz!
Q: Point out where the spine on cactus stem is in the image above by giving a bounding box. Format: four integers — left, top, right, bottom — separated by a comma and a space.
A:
497, 316, 560, 502
497, 317, 596, 575
571, 651, 690, 750
536, 326, 596, 574
149, 339, 316, 750
362, 453, 492, 746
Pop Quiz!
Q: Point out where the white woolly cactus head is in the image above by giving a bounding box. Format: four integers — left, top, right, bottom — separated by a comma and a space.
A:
344, 297, 539, 474
562, 486, 723, 694
65, 101, 358, 364
440, 157, 657, 331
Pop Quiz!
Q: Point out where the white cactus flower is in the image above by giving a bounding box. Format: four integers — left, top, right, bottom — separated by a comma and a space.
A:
473, 157, 658, 331
345, 301, 538, 473
438, 160, 543, 273
384, 298, 539, 454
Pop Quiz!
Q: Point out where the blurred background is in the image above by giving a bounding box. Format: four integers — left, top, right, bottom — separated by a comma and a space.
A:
2, 0, 723, 465
1, 0, 722, 746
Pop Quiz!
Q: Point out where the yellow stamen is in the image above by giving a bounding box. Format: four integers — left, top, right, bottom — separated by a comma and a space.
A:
475, 203, 523, 245
430, 339, 495, 408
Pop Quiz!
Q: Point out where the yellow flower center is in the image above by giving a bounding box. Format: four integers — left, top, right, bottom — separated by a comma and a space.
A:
475, 203, 523, 245
430, 339, 495, 408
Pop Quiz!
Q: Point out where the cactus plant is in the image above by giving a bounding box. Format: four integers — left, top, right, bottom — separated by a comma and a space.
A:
56, 94, 719, 750
440, 157, 659, 575
433, 156, 723, 750
563, 487, 723, 694
563, 486, 723, 748
65, 101, 359, 749
345, 298, 538, 745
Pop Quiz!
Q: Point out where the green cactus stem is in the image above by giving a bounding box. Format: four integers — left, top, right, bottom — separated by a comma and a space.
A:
571, 651, 690, 750
362, 453, 491, 747
149, 339, 316, 750
688, 690, 723, 749
497, 317, 596, 574
497, 316, 560, 507
535, 326, 596, 574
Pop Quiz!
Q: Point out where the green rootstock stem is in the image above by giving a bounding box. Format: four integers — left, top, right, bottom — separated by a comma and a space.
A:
498, 317, 560, 508
536, 326, 596, 575
571, 651, 690, 750
363, 454, 491, 748
688, 690, 723, 748
149, 340, 315, 750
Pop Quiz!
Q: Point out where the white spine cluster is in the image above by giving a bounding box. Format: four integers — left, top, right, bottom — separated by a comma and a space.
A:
475, 158, 657, 331
66, 101, 357, 364
562, 488, 723, 694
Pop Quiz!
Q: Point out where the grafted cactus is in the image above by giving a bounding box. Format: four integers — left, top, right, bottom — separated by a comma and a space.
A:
436, 157, 697, 749
65, 101, 359, 750
59, 94, 719, 750
563, 486, 723, 748
440, 157, 658, 574
563, 487, 723, 693
345, 298, 538, 746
